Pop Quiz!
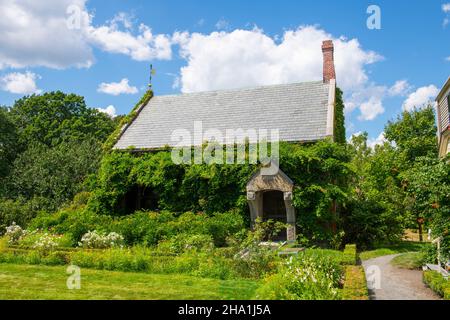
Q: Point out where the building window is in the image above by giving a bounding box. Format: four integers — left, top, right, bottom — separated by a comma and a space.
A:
447, 94, 450, 113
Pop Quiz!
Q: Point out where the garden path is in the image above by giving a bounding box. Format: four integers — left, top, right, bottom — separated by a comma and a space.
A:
362, 254, 440, 300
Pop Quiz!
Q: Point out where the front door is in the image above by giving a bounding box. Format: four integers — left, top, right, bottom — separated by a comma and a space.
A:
262, 190, 287, 241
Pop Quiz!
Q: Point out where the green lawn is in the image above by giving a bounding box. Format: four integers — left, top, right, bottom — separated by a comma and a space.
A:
390, 252, 425, 270
0, 263, 259, 300
359, 241, 429, 261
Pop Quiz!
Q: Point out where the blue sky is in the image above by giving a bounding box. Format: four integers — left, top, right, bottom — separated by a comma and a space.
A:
0, 0, 449, 145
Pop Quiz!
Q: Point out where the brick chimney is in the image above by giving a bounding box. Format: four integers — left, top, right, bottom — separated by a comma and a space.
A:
322, 40, 336, 83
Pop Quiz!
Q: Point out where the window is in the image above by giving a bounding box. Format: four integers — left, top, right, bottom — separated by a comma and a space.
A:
447, 94, 450, 113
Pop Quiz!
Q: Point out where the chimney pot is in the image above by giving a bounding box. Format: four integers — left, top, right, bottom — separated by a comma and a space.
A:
322, 40, 336, 83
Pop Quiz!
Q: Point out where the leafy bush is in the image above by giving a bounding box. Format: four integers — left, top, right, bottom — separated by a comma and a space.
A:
32, 233, 58, 254
342, 244, 357, 265
341, 266, 368, 300
157, 234, 214, 254
29, 209, 245, 248
79, 230, 124, 249
0, 199, 37, 231
0, 248, 66, 266
67, 247, 238, 279
423, 270, 450, 300
255, 252, 342, 300
29, 207, 114, 245
5, 222, 27, 244
13, 230, 73, 249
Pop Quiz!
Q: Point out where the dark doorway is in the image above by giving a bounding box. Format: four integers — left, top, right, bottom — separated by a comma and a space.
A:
116, 185, 158, 215
262, 190, 287, 241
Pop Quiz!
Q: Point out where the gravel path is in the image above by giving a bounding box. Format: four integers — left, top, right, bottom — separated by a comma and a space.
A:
362, 254, 440, 300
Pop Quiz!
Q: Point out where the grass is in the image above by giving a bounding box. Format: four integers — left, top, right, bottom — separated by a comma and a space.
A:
359, 241, 428, 261
391, 252, 425, 270
423, 270, 450, 300
341, 266, 368, 300
0, 263, 259, 300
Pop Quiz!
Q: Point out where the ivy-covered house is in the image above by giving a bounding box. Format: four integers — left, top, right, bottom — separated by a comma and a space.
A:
97, 40, 347, 243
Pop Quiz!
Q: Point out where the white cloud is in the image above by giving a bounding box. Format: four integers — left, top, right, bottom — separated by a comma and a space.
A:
0, 0, 172, 70
0, 0, 94, 69
86, 23, 172, 61
345, 80, 411, 121
196, 18, 205, 27
359, 97, 384, 121
0, 71, 41, 94
367, 132, 386, 149
215, 18, 230, 30
173, 26, 382, 94
97, 78, 138, 95
443, 3, 450, 26
109, 12, 134, 30
402, 85, 438, 111
446, 56, 450, 61
97, 105, 116, 117
388, 80, 411, 96
443, 3, 450, 13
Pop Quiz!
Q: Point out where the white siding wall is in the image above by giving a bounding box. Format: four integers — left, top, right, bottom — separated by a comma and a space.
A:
438, 87, 449, 133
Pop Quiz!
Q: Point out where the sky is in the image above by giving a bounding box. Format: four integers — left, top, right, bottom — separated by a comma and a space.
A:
0, 0, 449, 146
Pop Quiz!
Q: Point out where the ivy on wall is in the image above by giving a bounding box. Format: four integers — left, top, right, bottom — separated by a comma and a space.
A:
334, 87, 346, 144
87, 140, 351, 244
103, 90, 154, 151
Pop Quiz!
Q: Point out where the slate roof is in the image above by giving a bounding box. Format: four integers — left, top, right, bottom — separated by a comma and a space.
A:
114, 81, 333, 150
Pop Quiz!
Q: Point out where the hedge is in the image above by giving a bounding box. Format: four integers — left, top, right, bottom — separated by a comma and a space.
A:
343, 244, 357, 265
423, 270, 450, 300
341, 265, 369, 300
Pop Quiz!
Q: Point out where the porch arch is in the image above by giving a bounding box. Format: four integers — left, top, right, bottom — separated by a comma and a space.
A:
246, 167, 296, 241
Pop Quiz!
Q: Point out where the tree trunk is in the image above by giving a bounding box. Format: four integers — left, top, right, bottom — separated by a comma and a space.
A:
418, 222, 423, 242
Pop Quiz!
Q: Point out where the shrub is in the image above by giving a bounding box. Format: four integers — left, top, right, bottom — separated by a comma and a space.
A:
423, 270, 450, 300
0, 198, 37, 231
157, 233, 214, 254
255, 252, 342, 300
32, 233, 58, 254
79, 230, 124, 249
15, 230, 73, 249
29, 207, 114, 245
0, 248, 66, 265
302, 248, 353, 267
342, 244, 357, 265
4, 222, 27, 244
341, 266, 368, 300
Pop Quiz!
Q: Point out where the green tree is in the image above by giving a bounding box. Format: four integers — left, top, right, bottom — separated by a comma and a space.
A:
401, 156, 449, 261
0, 107, 18, 187
384, 105, 438, 166
344, 133, 406, 248
8, 91, 116, 148
6, 138, 104, 214
384, 106, 439, 241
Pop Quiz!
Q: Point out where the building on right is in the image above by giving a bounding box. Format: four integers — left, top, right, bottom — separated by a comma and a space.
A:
435, 77, 450, 158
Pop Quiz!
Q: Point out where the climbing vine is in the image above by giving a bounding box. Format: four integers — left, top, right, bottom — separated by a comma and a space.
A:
87, 140, 352, 244
334, 87, 346, 144
103, 89, 154, 152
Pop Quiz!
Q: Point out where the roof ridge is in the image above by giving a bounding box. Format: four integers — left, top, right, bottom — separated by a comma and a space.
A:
152, 80, 326, 99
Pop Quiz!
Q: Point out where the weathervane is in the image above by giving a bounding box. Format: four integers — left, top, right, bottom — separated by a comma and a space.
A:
148, 64, 156, 88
